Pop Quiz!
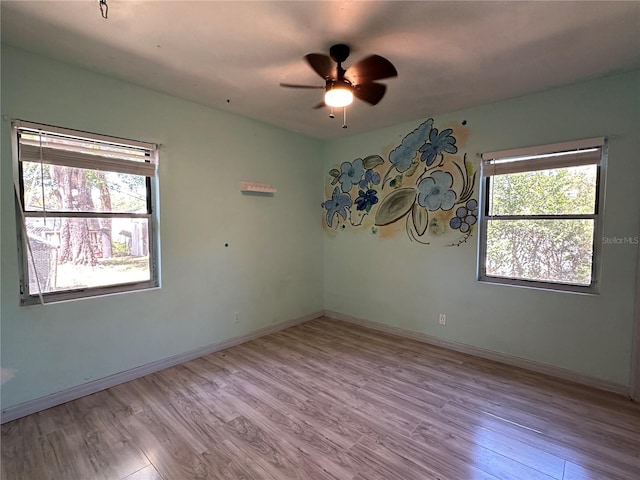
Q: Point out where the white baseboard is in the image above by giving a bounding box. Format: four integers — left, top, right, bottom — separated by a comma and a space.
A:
324, 310, 630, 397
1, 311, 323, 424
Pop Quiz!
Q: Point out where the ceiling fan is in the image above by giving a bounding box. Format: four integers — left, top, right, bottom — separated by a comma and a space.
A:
280, 44, 398, 127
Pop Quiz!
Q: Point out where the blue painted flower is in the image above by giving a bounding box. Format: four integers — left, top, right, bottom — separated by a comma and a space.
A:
322, 187, 352, 227
359, 169, 381, 189
419, 127, 458, 166
339, 158, 365, 192
354, 189, 379, 212
388, 119, 433, 172
417, 171, 457, 211
466, 199, 478, 217
450, 199, 478, 233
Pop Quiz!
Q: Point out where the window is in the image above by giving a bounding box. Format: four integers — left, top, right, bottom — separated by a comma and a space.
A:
479, 138, 606, 293
13, 121, 159, 304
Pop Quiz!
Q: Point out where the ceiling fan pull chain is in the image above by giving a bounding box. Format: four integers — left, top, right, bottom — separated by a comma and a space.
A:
342, 107, 347, 129
99, 0, 108, 19
329, 107, 335, 119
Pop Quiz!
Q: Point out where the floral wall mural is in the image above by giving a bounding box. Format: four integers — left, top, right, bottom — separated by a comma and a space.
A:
322, 118, 477, 246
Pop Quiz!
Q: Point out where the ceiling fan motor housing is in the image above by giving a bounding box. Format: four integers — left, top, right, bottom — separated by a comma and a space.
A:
325, 78, 353, 89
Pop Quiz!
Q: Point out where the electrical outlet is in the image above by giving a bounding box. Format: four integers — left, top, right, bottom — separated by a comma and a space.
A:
234, 311, 240, 324
439, 313, 446, 325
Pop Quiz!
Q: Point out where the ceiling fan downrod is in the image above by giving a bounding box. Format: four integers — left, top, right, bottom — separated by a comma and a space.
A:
330, 44, 350, 81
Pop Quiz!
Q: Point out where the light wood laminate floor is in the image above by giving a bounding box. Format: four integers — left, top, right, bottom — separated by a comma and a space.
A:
2, 317, 639, 479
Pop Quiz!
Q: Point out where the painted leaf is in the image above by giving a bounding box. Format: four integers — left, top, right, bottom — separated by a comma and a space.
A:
329, 168, 341, 178
405, 161, 420, 177
331, 176, 339, 185
412, 204, 429, 236
374, 188, 416, 226
389, 175, 403, 189
363, 155, 384, 170
381, 164, 396, 190
464, 154, 474, 178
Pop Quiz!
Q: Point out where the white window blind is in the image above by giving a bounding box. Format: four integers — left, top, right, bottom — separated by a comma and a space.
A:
16, 121, 157, 177
482, 137, 604, 176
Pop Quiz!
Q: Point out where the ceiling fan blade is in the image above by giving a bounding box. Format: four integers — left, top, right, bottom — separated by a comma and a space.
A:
313, 101, 326, 109
305, 53, 335, 79
280, 83, 325, 89
354, 82, 387, 105
345, 55, 398, 84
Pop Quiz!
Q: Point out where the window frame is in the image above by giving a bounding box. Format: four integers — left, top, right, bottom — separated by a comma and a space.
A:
478, 137, 607, 294
12, 120, 160, 305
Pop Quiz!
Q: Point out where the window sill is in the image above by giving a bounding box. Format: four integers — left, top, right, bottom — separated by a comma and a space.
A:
20, 282, 161, 306
477, 276, 599, 295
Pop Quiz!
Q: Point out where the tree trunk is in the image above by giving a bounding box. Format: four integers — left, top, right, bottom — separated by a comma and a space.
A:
69, 169, 96, 266
53, 166, 72, 262
52, 166, 96, 265
69, 219, 95, 265
95, 172, 113, 258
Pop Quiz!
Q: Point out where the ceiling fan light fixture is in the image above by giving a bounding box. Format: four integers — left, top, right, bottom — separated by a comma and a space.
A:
324, 84, 353, 108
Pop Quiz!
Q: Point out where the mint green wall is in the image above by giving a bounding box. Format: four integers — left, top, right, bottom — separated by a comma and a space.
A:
1, 45, 638, 411
0, 46, 324, 408
323, 70, 640, 387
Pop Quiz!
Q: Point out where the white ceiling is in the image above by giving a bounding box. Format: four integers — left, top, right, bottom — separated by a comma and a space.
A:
2, 1, 639, 139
